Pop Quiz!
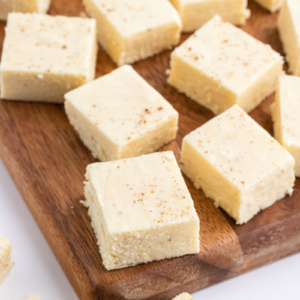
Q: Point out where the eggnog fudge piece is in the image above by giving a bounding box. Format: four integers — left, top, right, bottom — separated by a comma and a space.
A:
83, 0, 182, 66
65, 65, 178, 161
0, 0, 50, 21
172, 292, 195, 300
169, 0, 250, 32
272, 75, 300, 177
83, 151, 200, 270
278, 0, 300, 76
181, 105, 295, 224
254, 0, 283, 12
0, 13, 97, 102
168, 15, 283, 115
0, 237, 13, 284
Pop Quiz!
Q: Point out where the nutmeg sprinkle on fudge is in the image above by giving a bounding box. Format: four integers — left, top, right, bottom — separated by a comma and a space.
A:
168, 15, 283, 115
83, 151, 200, 270
83, 0, 182, 66
0, 13, 98, 102
169, 0, 250, 32
65, 65, 178, 161
181, 105, 295, 224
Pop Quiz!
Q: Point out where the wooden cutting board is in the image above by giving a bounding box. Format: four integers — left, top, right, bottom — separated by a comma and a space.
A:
1, 0, 300, 299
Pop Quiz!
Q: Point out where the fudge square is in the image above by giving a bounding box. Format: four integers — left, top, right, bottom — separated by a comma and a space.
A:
83, 151, 200, 270
254, 0, 283, 12
0, 13, 98, 103
0, 0, 50, 21
0, 237, 13, 284
180, 105, 295, 224
169, 0, 250, 32
278, 0, 300, 76
172, 293, 195, 300
65, 65, 178, 162
83, 0, 182, 66
168, 15, 283, 115
272, 75, 300, 177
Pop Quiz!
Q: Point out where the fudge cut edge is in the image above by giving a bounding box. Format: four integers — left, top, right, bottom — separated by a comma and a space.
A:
83, 153, 200, 270
83, 0, 182, 66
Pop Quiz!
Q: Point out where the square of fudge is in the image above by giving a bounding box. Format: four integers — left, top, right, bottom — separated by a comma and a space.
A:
0, 13, 98, 103
65, 65, 178, 161
0, 0, 50, 21
83, 0, 182, 66
168, 15, 283, 115
172, 293, 194, 300
272, 75, 300, 177
0, 237, 13, 284
169, 0, 250, 32
278, 0, 300, 75
180, 105, 295, 224
254, 0, 283, 12
83, 151, 200, 270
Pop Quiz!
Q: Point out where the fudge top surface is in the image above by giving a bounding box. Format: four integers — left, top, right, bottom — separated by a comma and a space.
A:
184, 105, 294, 188
173, 16, 282, 95
92, 0, 181, 37
1, 13, 96, 75
65, 65, 178, 145
85, 151, 199, 233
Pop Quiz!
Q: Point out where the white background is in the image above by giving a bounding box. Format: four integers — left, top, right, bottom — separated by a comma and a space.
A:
0, 159, 299, 300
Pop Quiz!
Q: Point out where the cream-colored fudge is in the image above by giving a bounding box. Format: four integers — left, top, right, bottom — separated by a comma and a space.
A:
272, 75, 300, 177
83, 151, 200, 270
169, 0, 250, 32
278, 0, 300, 76
65, 65, 178, 161
172, 292, 195, 300
83, 0, 182, 66
168, 15, 283, 115
254, 0, 283, 12
180, 105, 295, 224
0, 237, 13, 284
0, 13, 97, 103
0, 0, 50, 21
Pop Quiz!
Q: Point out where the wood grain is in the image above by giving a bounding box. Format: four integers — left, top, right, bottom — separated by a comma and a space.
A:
1, 0, 300, 299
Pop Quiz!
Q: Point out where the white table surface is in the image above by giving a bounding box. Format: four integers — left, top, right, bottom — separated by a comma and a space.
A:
0, 158, 299, 300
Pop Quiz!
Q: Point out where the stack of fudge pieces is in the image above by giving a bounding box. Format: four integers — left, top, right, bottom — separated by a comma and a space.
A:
0, 0, 299, 293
